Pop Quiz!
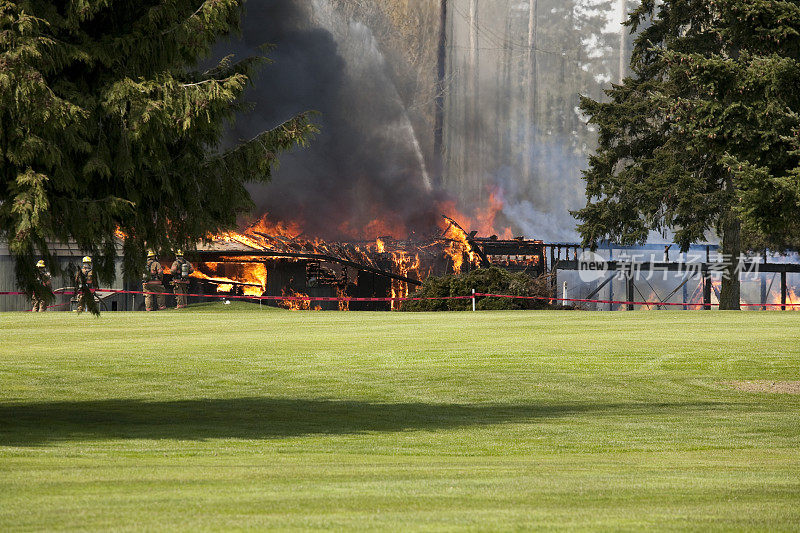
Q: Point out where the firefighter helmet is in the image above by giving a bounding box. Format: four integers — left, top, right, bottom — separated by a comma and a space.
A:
36, 260, 45, 268
82, 256, 92, 263
147, 250, 156, 258
175, 249, 184, 256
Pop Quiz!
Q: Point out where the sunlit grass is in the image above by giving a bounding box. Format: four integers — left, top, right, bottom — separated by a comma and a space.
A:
1, 305, 799, 530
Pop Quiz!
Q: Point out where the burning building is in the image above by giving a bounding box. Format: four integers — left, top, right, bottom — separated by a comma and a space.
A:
183, 215, 547, 310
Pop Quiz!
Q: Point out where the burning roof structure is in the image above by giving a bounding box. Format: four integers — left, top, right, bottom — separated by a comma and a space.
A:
183, 214, 546, 309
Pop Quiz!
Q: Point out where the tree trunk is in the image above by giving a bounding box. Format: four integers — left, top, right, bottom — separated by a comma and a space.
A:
618, 0, 627, 83
468, 0, 479, 198
522, 0, 538, 184
719, 211, 741, 310
433, 0, 447, 186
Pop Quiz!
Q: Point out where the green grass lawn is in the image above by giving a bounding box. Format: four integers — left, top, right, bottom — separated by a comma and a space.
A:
1, 305, 799, 531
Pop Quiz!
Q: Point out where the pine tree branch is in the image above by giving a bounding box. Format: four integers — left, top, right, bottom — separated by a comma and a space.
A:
162, 1, 210, 35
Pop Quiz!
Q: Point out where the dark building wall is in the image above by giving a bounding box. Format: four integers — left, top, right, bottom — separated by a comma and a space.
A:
351, 271, 391, 311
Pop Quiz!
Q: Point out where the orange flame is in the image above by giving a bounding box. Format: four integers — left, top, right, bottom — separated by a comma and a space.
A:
191, 262, 266, 297
387, 249, 421, 310
337, 287, 350, 311
246, 214, 303, 239
441, 216, 480, 275
280, 289, 312, 311
436, 187, 513, 239
194, 189, 523, 304
766, 285, 800, 310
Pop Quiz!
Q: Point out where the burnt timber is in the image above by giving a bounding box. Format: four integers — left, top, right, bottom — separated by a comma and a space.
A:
195, 250, 422, 286
473, 237, 546, 276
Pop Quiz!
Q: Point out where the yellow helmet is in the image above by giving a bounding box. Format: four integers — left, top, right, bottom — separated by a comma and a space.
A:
82, 256, 92, 263
175, 249, 184, 256
36, 260, 45, 268
147, 250, 156, 258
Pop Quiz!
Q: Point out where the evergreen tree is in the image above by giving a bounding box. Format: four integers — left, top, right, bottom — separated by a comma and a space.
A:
0, 1, 317, 299
575, 0, 800, 310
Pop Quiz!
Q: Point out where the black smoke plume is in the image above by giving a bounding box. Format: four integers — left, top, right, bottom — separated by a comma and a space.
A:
220, 0, 445, 239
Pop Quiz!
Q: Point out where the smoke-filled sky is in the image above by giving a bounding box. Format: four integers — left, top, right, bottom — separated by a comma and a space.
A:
220, 0, 449, 240
217, 0, 634, 242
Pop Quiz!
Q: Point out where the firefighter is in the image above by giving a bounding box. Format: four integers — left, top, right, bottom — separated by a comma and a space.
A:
143, 250, 166, 311
170, 250, 194, 309
31, 260, 52, 312
73, 256, 94, 312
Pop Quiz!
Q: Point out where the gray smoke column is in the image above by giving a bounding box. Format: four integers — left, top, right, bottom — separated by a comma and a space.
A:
222, 0, 445, 240
440, 0, 622, 242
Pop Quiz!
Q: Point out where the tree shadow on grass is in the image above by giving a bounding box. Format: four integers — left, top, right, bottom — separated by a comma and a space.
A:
0, 398, 732, 446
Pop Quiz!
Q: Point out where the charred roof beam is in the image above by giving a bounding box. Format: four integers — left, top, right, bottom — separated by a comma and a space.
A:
195, 250, 422, 286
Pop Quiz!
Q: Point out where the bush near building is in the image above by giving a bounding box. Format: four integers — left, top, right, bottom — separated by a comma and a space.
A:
402, 266, 558, 311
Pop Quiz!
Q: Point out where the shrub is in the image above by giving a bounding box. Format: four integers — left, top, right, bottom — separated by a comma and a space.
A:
402, 267, 561, 311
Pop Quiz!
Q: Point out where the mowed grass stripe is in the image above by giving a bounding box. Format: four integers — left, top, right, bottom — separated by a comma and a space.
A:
1, 305, 799, 530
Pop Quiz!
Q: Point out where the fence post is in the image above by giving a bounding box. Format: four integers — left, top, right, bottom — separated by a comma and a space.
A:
562, 281, 568, 306
608, 272, 614, 311
472, 288, 476, 312
682, 278, 688, 311
626, 273, 634, 311
781, 270, 787, 311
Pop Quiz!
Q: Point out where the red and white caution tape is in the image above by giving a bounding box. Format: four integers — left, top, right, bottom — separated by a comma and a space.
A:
3, 288, 800, 307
